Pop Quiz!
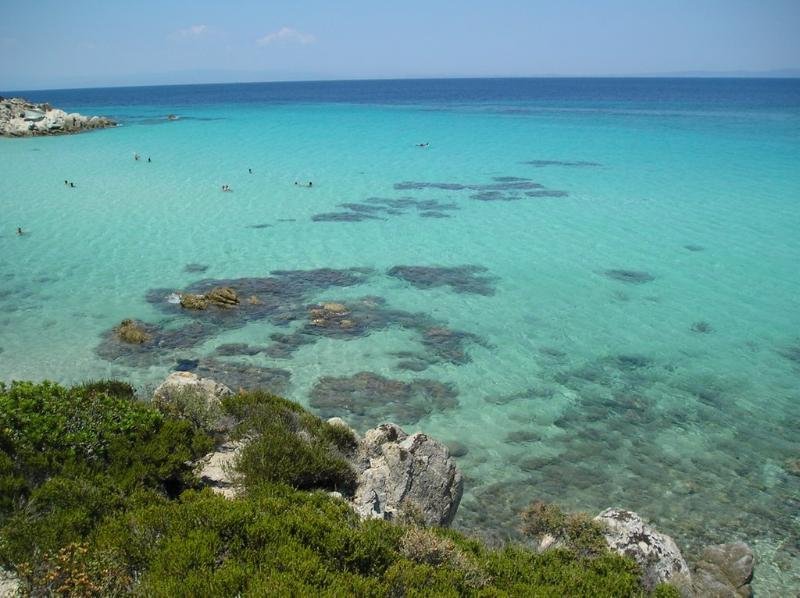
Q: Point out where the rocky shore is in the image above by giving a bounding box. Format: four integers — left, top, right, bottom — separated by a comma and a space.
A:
154, 370, 757, 597
0, 97, 115, 137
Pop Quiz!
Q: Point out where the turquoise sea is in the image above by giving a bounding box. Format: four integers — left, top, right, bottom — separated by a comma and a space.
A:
1, 79, 799, 593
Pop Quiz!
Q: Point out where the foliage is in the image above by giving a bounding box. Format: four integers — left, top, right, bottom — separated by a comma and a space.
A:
222, 390, 357, 494
521, 500, 609, 557
0, 380, 661, 596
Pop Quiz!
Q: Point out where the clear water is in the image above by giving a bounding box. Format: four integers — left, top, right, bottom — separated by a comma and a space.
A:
1, 79, 799, 592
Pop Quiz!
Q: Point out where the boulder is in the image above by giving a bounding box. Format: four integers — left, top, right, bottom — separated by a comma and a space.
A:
180, 293, 209, 310
692, 542, 754, 597
195, 439, 245, 499
152, 371, 234, 433
595, 508, 690, 591
351, 423, 463, 526
116, 319, 150, 344
0, 568, 20, 598
206, 286, 239, 307
0, 97, 115, 137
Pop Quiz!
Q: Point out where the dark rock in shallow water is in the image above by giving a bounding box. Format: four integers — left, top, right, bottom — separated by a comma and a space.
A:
522, 159, 601, 168
214, 343, 264, 356
387, 265, 496, 296
309, 371, 458, 430
525, 190, 569, 198
603, 269, 655, 284
175, 358, 199, 371
691, 321, 713, 334
396, 359, 431, 372
505, 429, 542, 444
184, 263, 209, 273
445, 440, 469, 458
193, 359, 290, 395
470, 191, 512, 201
777, 343, 800, 365
312, 211, 383, 222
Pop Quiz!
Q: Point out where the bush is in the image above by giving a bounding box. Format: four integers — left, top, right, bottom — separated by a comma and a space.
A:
521, 500, 609, 557
222, 391, 357, 494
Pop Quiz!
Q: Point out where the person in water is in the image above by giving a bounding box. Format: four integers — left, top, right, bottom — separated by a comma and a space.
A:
147, 157, 151, 163
64, 180, 68, 186
69, 182, 75, 188
134, 152, 140, 161
248, 168, 253, 174
17, 227, 23, 236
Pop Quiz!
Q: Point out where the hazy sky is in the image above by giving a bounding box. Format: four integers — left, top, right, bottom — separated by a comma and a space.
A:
2, 0, 799, 89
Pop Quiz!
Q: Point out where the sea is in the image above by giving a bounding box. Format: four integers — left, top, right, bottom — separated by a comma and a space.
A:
1, 78, 799, 593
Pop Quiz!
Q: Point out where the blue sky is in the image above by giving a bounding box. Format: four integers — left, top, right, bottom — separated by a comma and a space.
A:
1, 0, 799, 89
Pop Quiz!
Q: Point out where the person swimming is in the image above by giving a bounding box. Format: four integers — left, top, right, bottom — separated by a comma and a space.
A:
69, 182, 75, 188
64, 180, 68, 186
134, 152, 140, 161
416, 142, 430, 147
248, 168, 253, 174
147, 157, 151, 163
16, 227, 23, 235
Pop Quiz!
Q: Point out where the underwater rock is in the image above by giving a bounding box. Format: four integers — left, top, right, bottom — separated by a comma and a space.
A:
504, 429, 542, 444
394, 181, 467, 191
312, 212, 383, 222
522, 160, 601, 168
352, 422, 463, 526
309, 372, 458, 429
525, 190, 569, 198
419, 210, 451, 218
191, 359, 291, 396
184, 263, 209, 273
115, 319, 150, 344
445, 440, 469, 458
603, 269, 656, 284
595, 508, 690, 591
214, 343, 264, 356
692, 542, 754, 597
387, 265, 496, 296
691, 321, 714, 334
777, 344, 800, 365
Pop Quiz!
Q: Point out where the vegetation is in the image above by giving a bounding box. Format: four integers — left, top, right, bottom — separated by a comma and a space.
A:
0, 379, 676, 596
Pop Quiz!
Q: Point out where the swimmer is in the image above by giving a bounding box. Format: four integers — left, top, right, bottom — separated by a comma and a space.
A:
134, 152, 140, 161
248, 168, 253, 174
416, 142, 430, 148
147, 157, 151, 163
16, 227, 23, 236
64, 180, 68, 186
69, 182, 75, 188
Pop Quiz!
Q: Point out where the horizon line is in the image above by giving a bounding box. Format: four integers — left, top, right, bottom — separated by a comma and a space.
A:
4, 72, 800, 94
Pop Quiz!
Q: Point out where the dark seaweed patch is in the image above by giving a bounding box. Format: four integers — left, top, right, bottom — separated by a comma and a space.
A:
312, 212, 383, 222
388, 265, 496, 296
419, 211, 450, 218
191, 358, 291, 395
484, 387, 555, 405
522, 160, 601, 168
394, 182, 467, 191
691, 321, 713, 334
470, 191, 511, 201
525, 190, 569, 198
184, 263, 209, 273
309, 371, 458, 430
175, 358, 199, 371
778, 344, 800, 365
214, 343, 264, 356
492, 176, 533, 182
684, 244, 705, 252
603, 269, 655, 284
247, 223, 272, 229
505, 429, 542, 444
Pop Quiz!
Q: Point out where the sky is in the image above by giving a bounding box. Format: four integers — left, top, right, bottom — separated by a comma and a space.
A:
1, 0, 799, 90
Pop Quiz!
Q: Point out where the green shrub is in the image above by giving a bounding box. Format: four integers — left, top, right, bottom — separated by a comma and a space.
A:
222, 390, 357, 494
521, 500, 608, 557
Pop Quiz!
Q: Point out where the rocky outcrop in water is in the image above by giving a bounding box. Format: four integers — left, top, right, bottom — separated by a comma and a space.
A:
595, 508, 690, 590
0, 97, 115, 137
692, 542, 754, 597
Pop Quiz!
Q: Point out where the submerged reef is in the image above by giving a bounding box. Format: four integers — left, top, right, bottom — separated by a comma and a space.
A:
521, 159, 601, 168
312, 197, 460, 223
603, 269, 656, 284
393, 177, 567, 202
309, 371, 458, 430
387, 265, 497, 295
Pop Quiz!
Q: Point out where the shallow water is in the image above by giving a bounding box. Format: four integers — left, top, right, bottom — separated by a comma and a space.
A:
1, 79, 799, 592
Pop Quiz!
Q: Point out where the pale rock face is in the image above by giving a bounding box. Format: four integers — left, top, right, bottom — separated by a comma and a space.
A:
351, 423, 463, 526
692, 542, 754, 597
0, 568, 20, 598
595, 508, 690, 591
152, 371, 235, 433
0, 97, 115, 136
195, 440, 245, 499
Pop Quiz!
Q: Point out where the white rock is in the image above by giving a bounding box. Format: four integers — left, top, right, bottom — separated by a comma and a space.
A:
595, 508, 690, 591
351, 423, 462, 526
195, 439, 245, 499
152, 371, 234, 433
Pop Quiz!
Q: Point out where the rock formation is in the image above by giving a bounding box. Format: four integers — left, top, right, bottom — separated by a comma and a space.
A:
0, 97, 115, 137
595, 508, 690, 591
152, 371, 234, 434
351, 422, 463, 526
692, 542, 754, 597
